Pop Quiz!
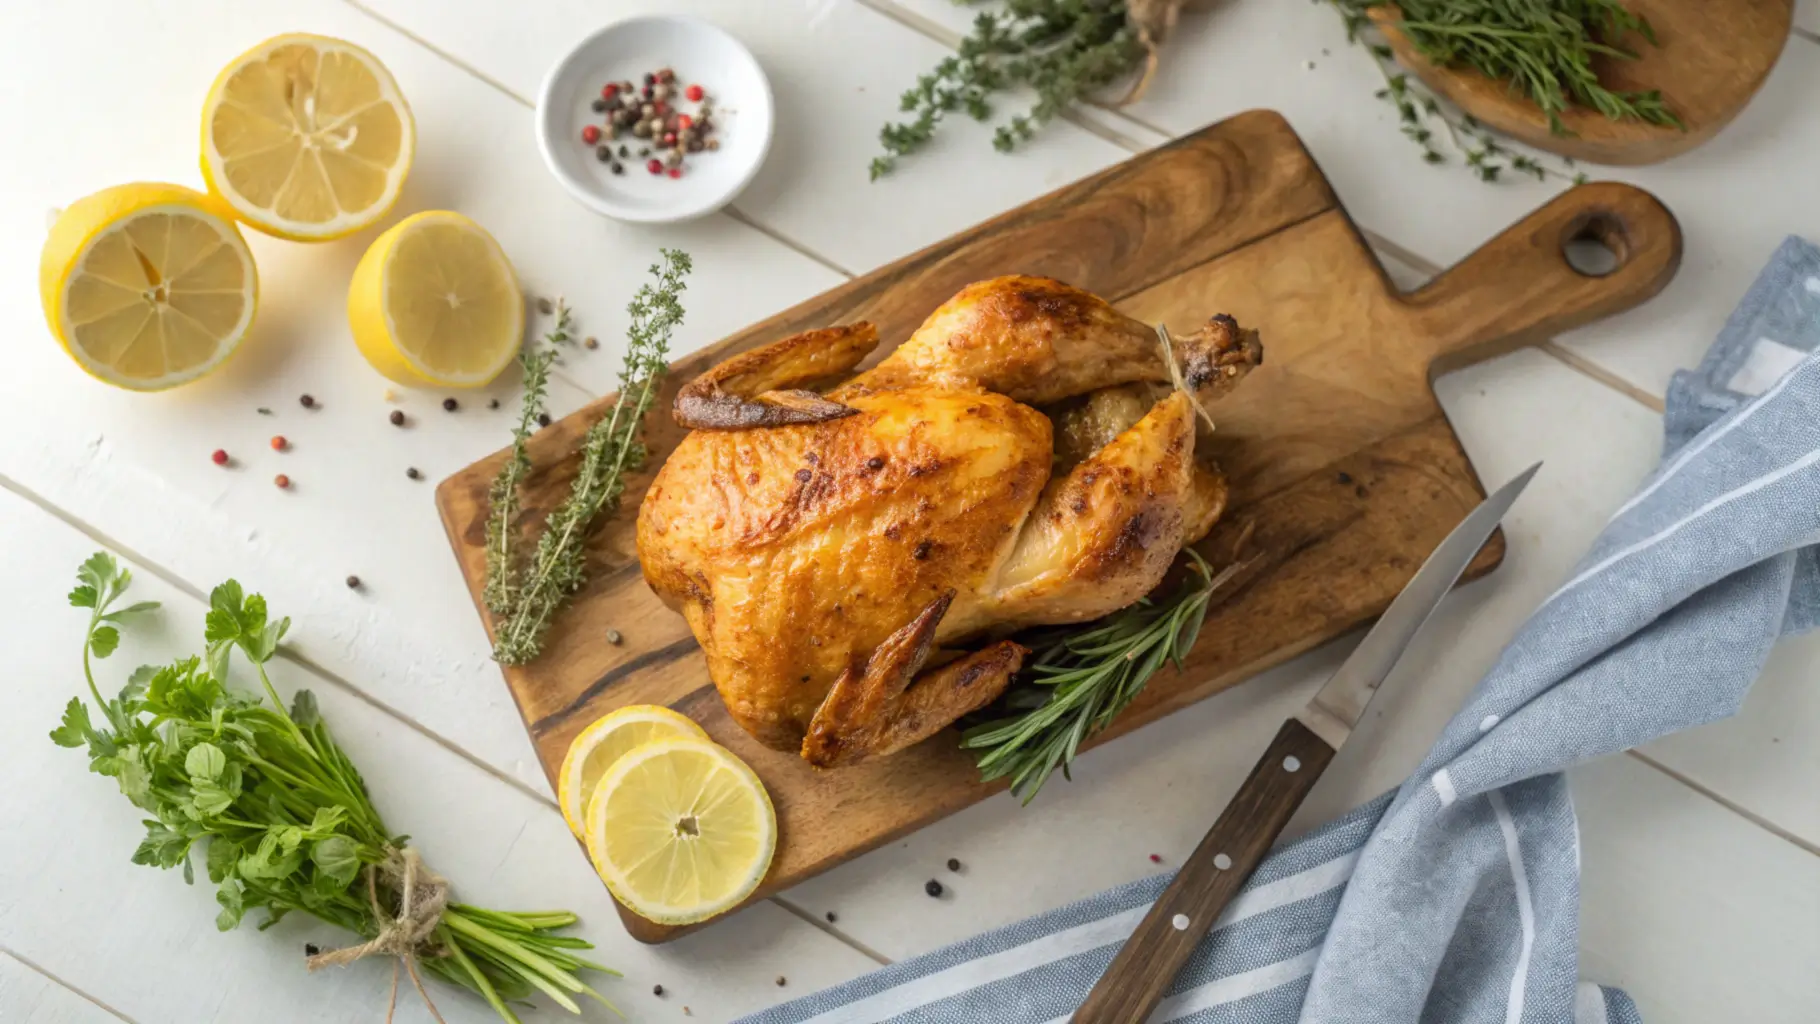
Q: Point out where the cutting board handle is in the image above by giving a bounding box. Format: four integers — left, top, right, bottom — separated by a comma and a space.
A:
1406, 181, 1682, 376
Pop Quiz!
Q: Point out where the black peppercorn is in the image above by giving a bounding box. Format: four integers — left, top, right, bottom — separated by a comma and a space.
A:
591, 98, 607, 113
947, 858, 961, 872
866, 456, 884, 470
775, 976, 787, 987
913, 539, 933, 560
406, 467, 422, 480
618, 144, 630, 157
611, 162, 624, 175
652, 984, 664, 997
826, 911, 837, 923
299, 393, 316, 409
442, 397, 458, 412
488, 398, 500, 410
537, 296, 555, 315
537, 412, 552, 428
642, 72, 656, 86
305, 943, 320, 956
389, 409, 406, 426
345, 575, 360, 589
596, 144, 612, 162
925, 879, 944, 898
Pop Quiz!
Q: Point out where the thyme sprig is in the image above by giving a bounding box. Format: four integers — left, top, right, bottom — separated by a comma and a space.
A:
872, 0, 1145, 179
492, 251, 691, 665
484, 302, 572, 617
962, 550, 1233, 802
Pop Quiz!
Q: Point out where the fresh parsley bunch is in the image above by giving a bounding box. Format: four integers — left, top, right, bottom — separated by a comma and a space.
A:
53, 553, 618, 1023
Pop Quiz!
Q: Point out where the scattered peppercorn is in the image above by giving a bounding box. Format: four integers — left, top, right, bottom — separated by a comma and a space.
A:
537, 296, 555, 316
256, 407, 273, 416
775, 976, 787, 987
211, 449, 229, 466
611, 162, 624, 175
925, 879, 944, 898
406, 467, 422, 480
389, 410, 406, 427
646, 158, 663, 175
605, 628, 623, 645
584, 336, 599, 349
947, 858, 962, 872
683, 1007, 692, 1017
305, 943, 320, 957
443, 397, 459, 412
685, 83, 704, 102
668, 167, 683, 179
273, 474, 291, 489
652, 984, 664, 997
596, 144, 612, 163
591, 97, 608, 113
826, 911, 837, 923
537, 412, 552, 428
618, 144, 630, 157
488, 398, 501, 410
1149, 853, 1163, 864
913, 539, 933, 560
707, 138, 720, 151
602, 82, 619, 99
866, 456, 885, 470
345, 575, 360, 589
299, 394, 316, 409
270, 435, 287, 452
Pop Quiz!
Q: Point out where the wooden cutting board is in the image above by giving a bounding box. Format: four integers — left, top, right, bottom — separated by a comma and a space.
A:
436, 111, 1680, 944
1374, 0, 1791, 165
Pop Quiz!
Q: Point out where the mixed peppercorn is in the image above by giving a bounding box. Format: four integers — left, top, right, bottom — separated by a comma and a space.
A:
581, 68, 721, 179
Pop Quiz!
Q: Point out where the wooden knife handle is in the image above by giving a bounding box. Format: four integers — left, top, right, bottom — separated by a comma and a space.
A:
1072, 718, 1338, 1023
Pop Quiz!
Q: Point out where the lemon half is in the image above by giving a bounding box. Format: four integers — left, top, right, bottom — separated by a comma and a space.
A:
201, 33, 414, 241
347, 211, 524, 387
557, 705, 708, 839
40, 183, 258, 391
585, 737, 777, 925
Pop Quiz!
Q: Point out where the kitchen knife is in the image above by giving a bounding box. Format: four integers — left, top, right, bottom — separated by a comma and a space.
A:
1072, 462, 1540, 1024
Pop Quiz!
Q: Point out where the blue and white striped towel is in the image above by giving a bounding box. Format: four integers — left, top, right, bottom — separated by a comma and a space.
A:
739, 236, 1820, 1024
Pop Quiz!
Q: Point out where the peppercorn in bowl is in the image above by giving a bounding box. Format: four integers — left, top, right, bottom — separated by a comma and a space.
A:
534, 14, 773, 223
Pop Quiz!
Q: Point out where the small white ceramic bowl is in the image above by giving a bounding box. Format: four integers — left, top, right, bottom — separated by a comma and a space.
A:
534, 15, 773, 223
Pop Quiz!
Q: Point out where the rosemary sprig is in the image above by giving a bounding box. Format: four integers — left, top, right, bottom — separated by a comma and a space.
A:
492, 250, 691, 665
872, 0, 1144, 179
1325, 0, 1678, 181
962, 550, 1231, 802
484, 302, 572, 617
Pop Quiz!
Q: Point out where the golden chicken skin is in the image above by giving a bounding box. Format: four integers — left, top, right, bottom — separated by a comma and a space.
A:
636, 276, 1261, 768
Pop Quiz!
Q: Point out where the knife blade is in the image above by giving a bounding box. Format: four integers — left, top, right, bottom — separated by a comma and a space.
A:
1072, 462, 1540, 1024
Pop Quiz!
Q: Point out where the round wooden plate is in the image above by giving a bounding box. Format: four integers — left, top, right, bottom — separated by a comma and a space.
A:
1373, 0, 1793, 166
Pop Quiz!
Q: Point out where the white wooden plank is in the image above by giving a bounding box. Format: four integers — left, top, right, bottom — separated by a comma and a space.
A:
881, 0, 1820, 401
0, 955, 125, 1024
0, 0, 842, 789
778, 334, 1820, 1018
354, 0, 1134, 275
0, 485, 877, 1024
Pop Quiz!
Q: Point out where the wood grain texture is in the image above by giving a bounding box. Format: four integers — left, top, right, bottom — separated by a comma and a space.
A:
435, 110, 1681, 943
1072, 717, 1338, 1024
1374, 0, 1793, 166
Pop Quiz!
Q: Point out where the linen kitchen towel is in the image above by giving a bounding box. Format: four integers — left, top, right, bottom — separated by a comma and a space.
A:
737, 236, 1820, 1024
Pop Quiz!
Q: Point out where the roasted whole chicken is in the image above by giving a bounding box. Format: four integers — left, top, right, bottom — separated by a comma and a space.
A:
636, 277, 1261, 768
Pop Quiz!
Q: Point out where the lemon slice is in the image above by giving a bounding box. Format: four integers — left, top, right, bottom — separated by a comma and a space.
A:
40, 183, 258, 391
558, 705, 708, 838
347, 210, 524, 387
586, 737, 777, 925
201, 33, 414, 241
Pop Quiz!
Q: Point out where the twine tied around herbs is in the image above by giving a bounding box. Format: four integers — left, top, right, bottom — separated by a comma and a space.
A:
306, 847, 452, 1024
1119, 0, 1218, 105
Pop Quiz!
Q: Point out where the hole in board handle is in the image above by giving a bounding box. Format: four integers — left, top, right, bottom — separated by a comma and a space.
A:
1562, 211, 1628, 278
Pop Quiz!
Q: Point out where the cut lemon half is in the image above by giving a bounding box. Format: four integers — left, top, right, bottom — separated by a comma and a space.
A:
201, 33, 413, 241
347, 211, 524, 387
585, 737, 777, 925
558, 705, 708, 839
40, 183, 258, 391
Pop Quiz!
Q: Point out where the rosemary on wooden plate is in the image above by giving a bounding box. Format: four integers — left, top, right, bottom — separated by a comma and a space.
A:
488, 249, 692, 665
1324, 0, 1679, 182
962, 549, 1237, 802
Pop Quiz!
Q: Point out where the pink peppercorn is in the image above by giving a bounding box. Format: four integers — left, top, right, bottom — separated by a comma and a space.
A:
668, 167, 683, 178
646, 158, 663, 174
211, 449, 229, 466
685, 84, 704, 102
270, 435, 288, 452
581, 124, 601, 144
602, 83, 618, 99
274, 474, 291, 489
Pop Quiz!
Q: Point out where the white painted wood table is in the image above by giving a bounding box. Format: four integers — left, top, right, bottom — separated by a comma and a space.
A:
4, 2, 1818, 1021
